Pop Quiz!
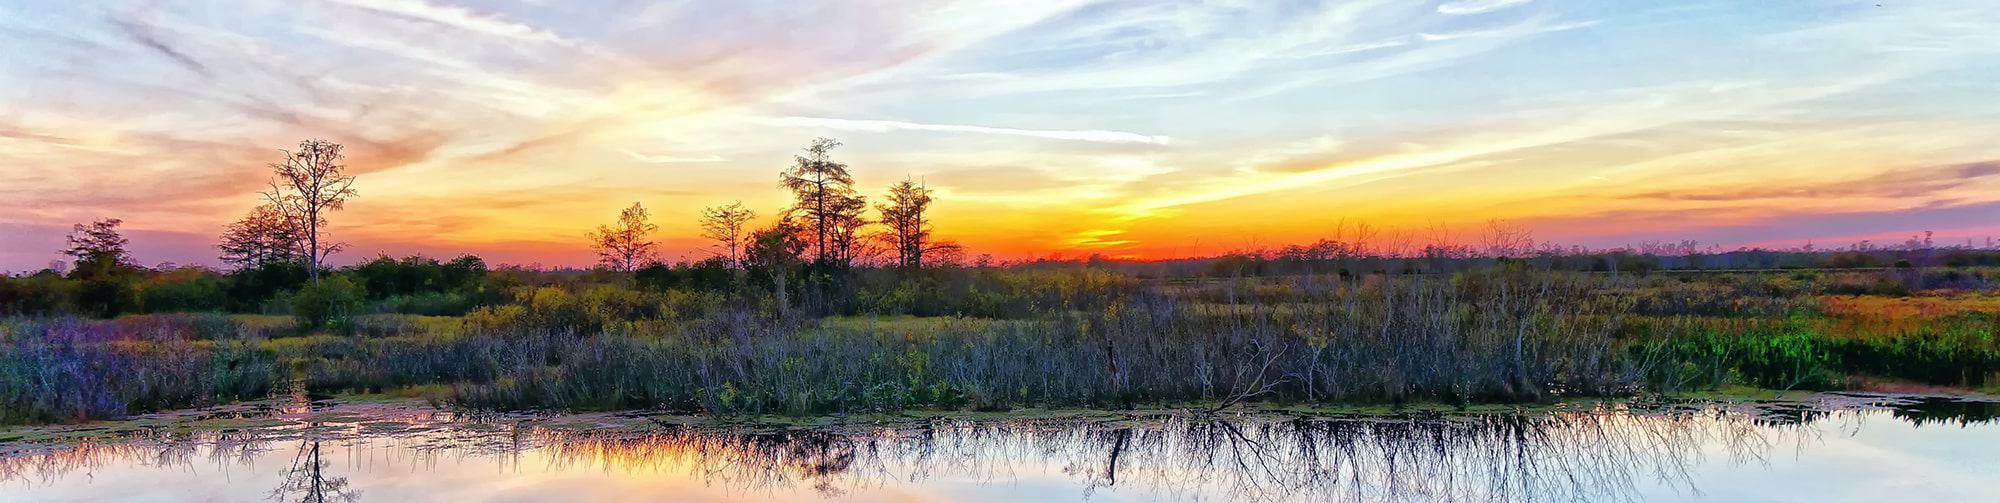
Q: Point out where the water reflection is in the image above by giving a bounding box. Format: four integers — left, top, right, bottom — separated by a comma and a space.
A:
1, 395, 1994, 502
269, 424, 360, 503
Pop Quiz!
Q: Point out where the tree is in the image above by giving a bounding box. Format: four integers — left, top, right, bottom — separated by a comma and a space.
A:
62, 218, 133, 278
62, 218, 139, 317
745, 217, 807, 318
876, 179, 961, 269
592, 202, 658, 272
218, 203, 306, 269
264, 139, 357, 282
779, 138, 868, 267
699, 202, 757, 268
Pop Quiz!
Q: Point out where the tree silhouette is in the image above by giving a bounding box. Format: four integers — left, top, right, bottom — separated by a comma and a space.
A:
592, 202, 658, 272
60, 218, 140, 317
699, 202, 757, 268
263, 139, 357, 283
779, 138, 868, 267
745, 216, 807, 317
876, 179, 961, 269
269, 427, 360, 503
218, 203, 306, 269
62, 218, 132, 279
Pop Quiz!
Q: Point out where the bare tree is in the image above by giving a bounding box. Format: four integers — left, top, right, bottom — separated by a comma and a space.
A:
269, 429, 360, 503
779, 138, 868, 267
699, 202, 757, 268
592, 202, 658, 272
263, 139, 357, 282
876, 179, 960, 269
219, 203, 306, 269
1480, 219, 1536, 258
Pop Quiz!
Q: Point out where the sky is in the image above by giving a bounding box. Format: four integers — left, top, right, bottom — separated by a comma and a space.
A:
1, 0, 1997, 271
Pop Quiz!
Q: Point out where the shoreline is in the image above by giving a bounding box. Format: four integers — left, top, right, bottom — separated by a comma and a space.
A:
7, 390, 1997, 453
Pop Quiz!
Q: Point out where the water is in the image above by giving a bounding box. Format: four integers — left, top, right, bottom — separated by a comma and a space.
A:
2, 394, 1996, 502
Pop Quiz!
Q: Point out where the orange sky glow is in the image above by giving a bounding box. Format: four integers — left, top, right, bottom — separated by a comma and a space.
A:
2, 0, 1997, 271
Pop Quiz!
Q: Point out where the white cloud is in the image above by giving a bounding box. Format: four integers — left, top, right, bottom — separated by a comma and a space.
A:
767, 117, 1172, 145
1437, 0, 1533, 16
325, 0, 569, 44
1418, 20, 1597, 42
616, 149, 727, 163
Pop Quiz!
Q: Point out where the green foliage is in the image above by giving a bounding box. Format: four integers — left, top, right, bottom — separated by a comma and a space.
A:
1644, 311, 2000, 392
139, 268, 228, 313
224, 261, 311, 312
74, 276, 140, 318
291, 276, 365, 332
0, 272, 74, 315
635, 258, 735, 293
353, 254, 488, 300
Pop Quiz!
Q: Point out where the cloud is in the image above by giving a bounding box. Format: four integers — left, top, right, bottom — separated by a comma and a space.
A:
323, 0, 570, 45
1622, 160, 2000, 202
617, 149, 727, 164
1418, 20, 1597, 42
109, 16, 211, 77
1437, 0, 1534, 16
3, 0, 1998, 269
767, 117, 1172, 145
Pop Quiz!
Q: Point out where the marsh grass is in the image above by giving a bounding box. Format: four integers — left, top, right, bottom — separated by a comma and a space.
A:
0, 314, 276, 424
279, 270, 1639, 415
4, 267, 1997, 424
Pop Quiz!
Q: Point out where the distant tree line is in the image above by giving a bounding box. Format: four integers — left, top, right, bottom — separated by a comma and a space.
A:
4, 138, 1998, 321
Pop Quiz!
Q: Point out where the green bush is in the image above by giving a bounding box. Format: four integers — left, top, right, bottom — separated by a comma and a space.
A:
291, 276, 365, 332
139, 269, 228, 313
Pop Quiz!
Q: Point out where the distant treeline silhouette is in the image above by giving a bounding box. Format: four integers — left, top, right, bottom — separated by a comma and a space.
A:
4, 138, 1996, 319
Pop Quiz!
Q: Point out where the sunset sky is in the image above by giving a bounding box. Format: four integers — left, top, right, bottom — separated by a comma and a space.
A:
2, 0, 1997, 271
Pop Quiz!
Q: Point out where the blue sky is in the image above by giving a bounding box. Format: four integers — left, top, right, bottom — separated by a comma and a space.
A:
0, 0, 1996, 270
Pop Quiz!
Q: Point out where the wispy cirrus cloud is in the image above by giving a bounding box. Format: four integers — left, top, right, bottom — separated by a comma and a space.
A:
3, 0, 1998, 267
766, 117, 1172, 145
323, 0, 571, 45
1418, 19, 1598, 42
616, 149, 727, 164
1437, 0, 1533, 16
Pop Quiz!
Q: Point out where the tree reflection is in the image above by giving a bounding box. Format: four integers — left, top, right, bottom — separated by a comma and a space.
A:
522, 408, 1764, 502
1, 398, 1994, 502
268, 423, 359, 503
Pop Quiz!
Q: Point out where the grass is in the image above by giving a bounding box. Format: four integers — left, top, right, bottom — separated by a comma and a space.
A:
2, 267, 1996, 425
0, 315, 277, 425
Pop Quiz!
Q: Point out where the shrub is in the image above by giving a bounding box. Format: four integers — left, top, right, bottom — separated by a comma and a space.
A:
291, 277, 366, 332
139, 268, 228, 313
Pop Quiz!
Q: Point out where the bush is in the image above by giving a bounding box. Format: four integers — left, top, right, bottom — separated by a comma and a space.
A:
291, 277, 366, 332
140, 268, 228, 313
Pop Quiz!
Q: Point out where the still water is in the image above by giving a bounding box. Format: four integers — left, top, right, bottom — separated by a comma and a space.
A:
2, 394, 1996, 502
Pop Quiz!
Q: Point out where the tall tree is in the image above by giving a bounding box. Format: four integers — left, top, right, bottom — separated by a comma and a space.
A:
745, 216, 807, 318
218, 203, 306, 269
592, 202, 658, 272
699, 202, 757, 268
62, 218, 133, 279
264, 139, 357, 282
779, 138, 868, 267
875, 179, 959, 268
825, 195, 871, 266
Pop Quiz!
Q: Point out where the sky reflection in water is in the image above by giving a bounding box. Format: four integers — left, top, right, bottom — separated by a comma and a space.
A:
1, 396, 1997, 503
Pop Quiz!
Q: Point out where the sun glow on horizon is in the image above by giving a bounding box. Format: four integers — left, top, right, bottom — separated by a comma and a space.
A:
2, 0, 1997, 271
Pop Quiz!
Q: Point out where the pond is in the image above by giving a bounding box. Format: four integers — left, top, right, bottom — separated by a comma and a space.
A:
2, 394, 1996, 502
